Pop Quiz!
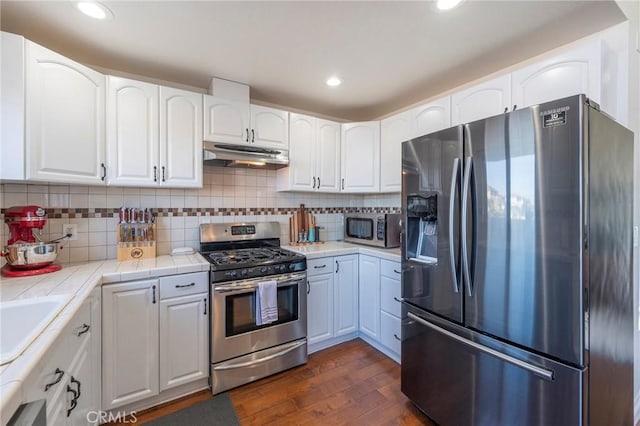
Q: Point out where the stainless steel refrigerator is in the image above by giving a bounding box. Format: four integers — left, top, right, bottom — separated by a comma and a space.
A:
400, 94, 634, 425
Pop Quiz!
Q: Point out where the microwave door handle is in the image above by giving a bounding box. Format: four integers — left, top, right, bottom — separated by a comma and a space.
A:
449, 157, 460, 293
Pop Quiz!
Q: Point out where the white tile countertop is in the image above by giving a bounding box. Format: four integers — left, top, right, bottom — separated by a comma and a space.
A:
0, 253, 210, 425
283, 241, 401, 263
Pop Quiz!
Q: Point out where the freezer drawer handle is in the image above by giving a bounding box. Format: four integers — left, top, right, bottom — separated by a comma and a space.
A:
407, 312, 554, 381
212, 340, 306, 371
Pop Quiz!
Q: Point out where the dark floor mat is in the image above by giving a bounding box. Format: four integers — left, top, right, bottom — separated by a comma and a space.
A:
143, 393, 240, 426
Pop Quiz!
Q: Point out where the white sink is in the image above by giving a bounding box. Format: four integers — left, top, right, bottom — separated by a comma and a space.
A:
0, 295, 69, 365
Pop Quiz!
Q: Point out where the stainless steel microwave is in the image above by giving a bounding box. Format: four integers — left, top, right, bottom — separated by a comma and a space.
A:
344, 213, 401, 248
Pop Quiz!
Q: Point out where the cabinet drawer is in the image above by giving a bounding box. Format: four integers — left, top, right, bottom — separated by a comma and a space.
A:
23, 299, 92, 408
380, 275, 401, 317
380, 311, 401, 356
380, 259, 401, 279
160, 271, 208, 299
307, 257, 333, 277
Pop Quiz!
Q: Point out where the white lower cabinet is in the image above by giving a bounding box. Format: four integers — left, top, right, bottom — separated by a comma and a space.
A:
307, 255, 358, 352
102, 271, 208, 411
159, 293, 208, 391
22, 287, 101, 425
358, 255, 380, 339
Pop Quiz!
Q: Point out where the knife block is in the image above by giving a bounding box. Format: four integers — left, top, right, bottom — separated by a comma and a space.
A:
116, 223, 157, 261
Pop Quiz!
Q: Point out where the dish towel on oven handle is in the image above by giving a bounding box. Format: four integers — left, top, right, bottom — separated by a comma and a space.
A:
255, 280, 278, 325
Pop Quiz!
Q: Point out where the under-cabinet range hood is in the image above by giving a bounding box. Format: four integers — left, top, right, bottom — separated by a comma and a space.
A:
203, 141, 288, 169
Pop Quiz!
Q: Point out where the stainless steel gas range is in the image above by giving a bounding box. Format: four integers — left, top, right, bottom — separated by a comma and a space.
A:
199, 222, 308, 395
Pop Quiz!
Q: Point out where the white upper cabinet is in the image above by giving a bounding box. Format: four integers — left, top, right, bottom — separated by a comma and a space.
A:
203, 97, 288, 150
203, 96, 250, 145
159, 87, 203, 187
410, 96, 451, 138
277, 114, 340, 192
107, 78, 202, 188
250, 104, 289, 150
451, 74, 511, 125
341, 121, 380, 193
511, 40, 605, 111
107, 76, 159, 186
380, 111, 411, 193
26, 41, 106, 184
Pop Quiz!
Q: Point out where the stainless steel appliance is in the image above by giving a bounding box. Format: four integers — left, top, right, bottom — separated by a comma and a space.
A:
203, 140, 288, 169
199, 222, 307, 394
343, 212, 401, 248
401, 95, 634, 425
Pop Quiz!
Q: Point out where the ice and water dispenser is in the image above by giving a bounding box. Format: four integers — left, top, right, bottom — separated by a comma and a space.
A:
406, 194, 438, 264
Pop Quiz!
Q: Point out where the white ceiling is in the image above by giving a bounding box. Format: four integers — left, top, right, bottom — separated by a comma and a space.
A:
0, 1, 626, 121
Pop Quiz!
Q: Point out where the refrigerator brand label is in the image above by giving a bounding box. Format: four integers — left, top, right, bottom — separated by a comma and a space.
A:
542, 107, 569, 128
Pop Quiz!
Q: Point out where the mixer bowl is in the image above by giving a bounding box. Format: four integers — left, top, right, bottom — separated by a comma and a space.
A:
2, 242, 60, 270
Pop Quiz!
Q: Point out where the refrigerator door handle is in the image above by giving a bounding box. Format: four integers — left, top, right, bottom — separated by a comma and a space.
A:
407, 312, 554, 381
461, 155, 473, 296
449, 157, 460, 293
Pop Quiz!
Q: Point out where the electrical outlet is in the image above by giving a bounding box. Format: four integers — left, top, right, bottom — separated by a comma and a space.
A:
62, 224, 78, 241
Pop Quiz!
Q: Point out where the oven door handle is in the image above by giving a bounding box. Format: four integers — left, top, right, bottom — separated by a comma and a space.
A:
212, 340, 306, 371
214, 275, 306, 293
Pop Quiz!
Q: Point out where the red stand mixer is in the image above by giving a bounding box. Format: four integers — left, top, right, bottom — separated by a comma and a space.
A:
1, 206, 63, 277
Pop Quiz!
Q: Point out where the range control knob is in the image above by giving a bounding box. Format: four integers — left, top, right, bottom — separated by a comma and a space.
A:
260, 267, 268, 274
227, 270, 237, 278
288, 263, 296, 271
240, 269, 248, 277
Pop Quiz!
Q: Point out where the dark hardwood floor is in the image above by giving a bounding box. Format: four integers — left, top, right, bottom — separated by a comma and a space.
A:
133, 339, 434, 425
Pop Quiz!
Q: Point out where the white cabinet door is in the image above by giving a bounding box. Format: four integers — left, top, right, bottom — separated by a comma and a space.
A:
358, 255, 380, 339
512, 41, 601, 110
411, 95, 451, 138
451, 74, 511, 125
26, 41, 106, 184
102, 280, 159, 410
106, 76, 159, 186
380, 111, 411, 193
334, 255, 358, 337
203, 95, 250, 145
286, 113, 316, 191
159, 293, 208, 391
316, 119, 341, 192
379, 311, 401, 357
159, 87, 202, 188
307, 273, 333, 346
250, 104, 289, 150
341, 121, 380, 193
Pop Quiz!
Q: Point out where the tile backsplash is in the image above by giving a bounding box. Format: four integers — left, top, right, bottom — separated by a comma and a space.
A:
0, 166, 401, 265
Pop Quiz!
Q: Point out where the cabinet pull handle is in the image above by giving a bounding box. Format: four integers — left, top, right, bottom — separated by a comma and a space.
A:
314, 264, 326, 269
176, 282, 195, 288
76, 323, 90, 337
393, 297, 403, 303
394, 334, 401, 341
335, 260, 340, 273
153, 166, 158, 182
66, 392, 78, 417
251, 129, 255, 143
70, 376, 81, 399
152, 285, 156, 304
307, 281, 310, 294
341, 178, 344, 190
45, 368, 64, 392
245, 128, 250, 142
313, 177, 316, 189
513, 104, 517, 111
393, 269, 401, 274
161, 166, 166, 182
317, 177, 320, 188
100, 163, 106, 181
204, 297, 207, 315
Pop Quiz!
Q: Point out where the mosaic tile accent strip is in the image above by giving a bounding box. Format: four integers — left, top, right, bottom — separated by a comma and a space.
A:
0, 206, 402, 218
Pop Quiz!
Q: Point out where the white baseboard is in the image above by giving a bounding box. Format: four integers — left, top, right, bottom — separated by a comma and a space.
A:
635, 389, 640, 425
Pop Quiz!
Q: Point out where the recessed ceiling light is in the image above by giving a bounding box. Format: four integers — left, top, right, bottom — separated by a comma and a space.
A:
436, 0, 463, 10
76, 1, 113, 20
326, 77, 342, 87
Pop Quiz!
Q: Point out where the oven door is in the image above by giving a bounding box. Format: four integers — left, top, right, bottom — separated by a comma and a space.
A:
212, 271, 307, 363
